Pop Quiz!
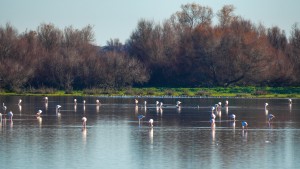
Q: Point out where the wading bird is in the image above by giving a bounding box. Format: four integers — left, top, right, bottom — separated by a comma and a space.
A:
74, 99, 77, 105
44, 97, 48, 103
96, 99, 100, 105
7, 111, 13, 120
176, 101, 182, 108
56, 105, 61, 115
268, 114, 275, 122
138, 114, 145, 125
210, 118, 215, 128
2, 103, 7, 113
225, 100, 229, 107
242, 121, 248, 130
149, 119, 153, 127
36, 110, 42, 117
229, 114, 236, 121
82, 117, 87, 128
265, 103, 269, 110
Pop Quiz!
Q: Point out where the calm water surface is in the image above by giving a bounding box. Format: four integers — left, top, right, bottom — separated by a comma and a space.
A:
0, 96, 300, 169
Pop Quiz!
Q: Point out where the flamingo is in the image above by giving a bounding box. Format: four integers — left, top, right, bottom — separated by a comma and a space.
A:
156, 101, 159, 106
149, 119, 154, 127
159, 102, 163, 108
241, 121, 248, 130
210, 118, 215, 128
44, 97, 48, 103
2, 103, 7, 112
138, 114, 145, 124
265, 103, 269, 110
7, 111, 13, 120
96, 99, 100, 105
268, 114, 275, 122
229, 114, 236, 121
56, 105, 61, 114
74, 99, 77, 105
211, 112, 216, 120
18, 99, 22, 106
225, 100, 229, 107
36, 110, 42, 117
82, 117, 87, 128
216, 102, 222, 111
176, 101, 182, 108
288, 99, 292, 104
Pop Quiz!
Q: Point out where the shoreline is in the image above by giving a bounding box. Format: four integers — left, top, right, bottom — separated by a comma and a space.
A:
0, 87, 299, 98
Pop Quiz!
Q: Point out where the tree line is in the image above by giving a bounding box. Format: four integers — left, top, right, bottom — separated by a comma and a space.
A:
0, 3, 299, 91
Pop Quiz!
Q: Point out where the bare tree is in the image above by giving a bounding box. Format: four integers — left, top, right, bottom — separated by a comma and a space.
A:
173, 3, 213, 29
217, 5, 236, 28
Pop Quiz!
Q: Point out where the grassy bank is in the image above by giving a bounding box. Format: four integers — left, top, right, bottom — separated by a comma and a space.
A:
0, 86, 299, 98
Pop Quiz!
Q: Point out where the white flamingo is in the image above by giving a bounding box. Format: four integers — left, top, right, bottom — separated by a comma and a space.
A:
82, 117, 87, 128
159, 102, 163, 108
74, 99, 77, 105
44, 97, 48, 103
229, 114, 236, 121
225, 100, 229, 107
96, 99, 100, 105
210, 118, 215, 128
149, 119, 154, 127
36, 110, 42, 117
2, 103, 7, 112
56, 105, 61, 115
156, 101, 159, 106
176, 101, 182, 108
211, 112, 216, 120
18, 99, 22, 105
265, 103, 269, 110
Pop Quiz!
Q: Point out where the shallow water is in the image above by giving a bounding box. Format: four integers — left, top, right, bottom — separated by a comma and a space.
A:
0, 96, 299, 169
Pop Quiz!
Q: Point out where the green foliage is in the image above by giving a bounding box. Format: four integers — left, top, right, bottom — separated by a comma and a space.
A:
0, 87, 299, 98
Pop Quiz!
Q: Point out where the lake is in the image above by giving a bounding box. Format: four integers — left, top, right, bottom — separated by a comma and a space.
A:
0, 96, 299, 169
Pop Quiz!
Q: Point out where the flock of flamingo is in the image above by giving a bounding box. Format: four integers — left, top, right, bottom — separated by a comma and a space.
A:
209, 99, 293, 130
0, 97, 294, 130
0, 97, 96, 129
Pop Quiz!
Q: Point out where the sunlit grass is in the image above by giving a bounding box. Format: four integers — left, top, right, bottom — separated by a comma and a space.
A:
0, 86, 299, 98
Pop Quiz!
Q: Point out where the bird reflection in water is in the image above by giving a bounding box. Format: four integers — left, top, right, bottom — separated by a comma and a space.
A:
96, 104, 100, 113
82, 127, 87, 145
37, 116, 42, 128
149, 127, 153, 145
211, 126, 216, 143
18, 105, 22, 115
135, 105, 138, 114
242, 130, 248, 141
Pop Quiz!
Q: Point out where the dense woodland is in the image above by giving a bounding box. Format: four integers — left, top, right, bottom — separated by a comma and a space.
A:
0, 3, 300, 91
